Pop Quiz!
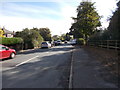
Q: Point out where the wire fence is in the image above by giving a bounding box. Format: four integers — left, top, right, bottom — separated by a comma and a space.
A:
87, 40, 120, 50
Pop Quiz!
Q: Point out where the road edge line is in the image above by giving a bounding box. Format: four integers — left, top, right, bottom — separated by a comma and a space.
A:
15, 56, 39, 67
69, 49, 74, 88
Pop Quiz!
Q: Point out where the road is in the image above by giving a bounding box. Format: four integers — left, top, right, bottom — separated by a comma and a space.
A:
1, 44, 74, 88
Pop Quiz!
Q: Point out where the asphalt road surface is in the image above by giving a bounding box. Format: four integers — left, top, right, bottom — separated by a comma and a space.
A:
1, 44, 74, 88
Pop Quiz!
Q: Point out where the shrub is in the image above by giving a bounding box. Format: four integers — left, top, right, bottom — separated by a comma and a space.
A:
77, 38, 86, 45
15, 28, 44, 49
0, 37, 23, 45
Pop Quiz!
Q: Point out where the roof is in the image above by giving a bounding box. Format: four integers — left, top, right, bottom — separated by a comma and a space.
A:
2, 27, 13, 34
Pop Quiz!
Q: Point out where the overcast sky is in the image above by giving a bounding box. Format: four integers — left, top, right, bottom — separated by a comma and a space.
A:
0, 0, 117, 36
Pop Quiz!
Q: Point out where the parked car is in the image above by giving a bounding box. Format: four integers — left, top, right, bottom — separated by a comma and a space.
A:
53, 41, 58, 46
57, 40, 62, 45
53, 40, 62, 46
0, 44, 16, 59
70, 39, 77, 45
41, 42, 51, 48
64, 40, 68, 44
50, 41, 55, 47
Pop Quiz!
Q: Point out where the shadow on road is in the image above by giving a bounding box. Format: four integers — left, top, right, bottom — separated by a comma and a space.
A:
2, 49, 72, 88
17, 45, 74, 55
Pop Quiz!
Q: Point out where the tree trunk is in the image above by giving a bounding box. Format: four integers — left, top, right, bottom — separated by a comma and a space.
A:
84, 34, 88, 45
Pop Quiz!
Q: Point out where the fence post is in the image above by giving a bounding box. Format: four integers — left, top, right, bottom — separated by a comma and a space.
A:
115, 40, 118, 51
101, 40, 102, 48
107, 40, 109, 50
22, 42, 23, 50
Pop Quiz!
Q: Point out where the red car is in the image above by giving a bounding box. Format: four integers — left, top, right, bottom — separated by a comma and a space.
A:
0, 44, 16, 59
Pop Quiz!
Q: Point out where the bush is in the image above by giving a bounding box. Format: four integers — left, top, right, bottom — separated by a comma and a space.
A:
15, 29, 44, 49
0, 37, 23, 45
77, 38, 86, 45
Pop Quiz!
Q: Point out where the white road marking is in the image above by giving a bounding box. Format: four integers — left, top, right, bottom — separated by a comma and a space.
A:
15, 56, 39, 67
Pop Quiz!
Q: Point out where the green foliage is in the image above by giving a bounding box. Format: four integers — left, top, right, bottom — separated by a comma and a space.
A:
37, 28, 52, 41
70, 21, 83, 38
15, 28, 43, 49
59, 34, 66, 41
89, 1, 120, 41
88, 28, 111, 41
0, 37, 23, 45
52, 35, 60, 41
70, 1, 101, 41
101, 30, 111, 40
76, 38, 86, 45
59, 33, 71, 41
65, 33, 73, 41
107, 0, 120, 40
52, 33, 72, 41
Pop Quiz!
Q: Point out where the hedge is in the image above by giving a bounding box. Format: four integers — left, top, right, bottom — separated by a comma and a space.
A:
76, 38, 86, 45
0, 37, 23, 45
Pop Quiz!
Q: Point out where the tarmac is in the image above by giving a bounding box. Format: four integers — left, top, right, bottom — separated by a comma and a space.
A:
16, 45, 118, 88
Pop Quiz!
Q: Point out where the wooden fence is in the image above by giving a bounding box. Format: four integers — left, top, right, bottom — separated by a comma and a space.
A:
87, 40, 120, 50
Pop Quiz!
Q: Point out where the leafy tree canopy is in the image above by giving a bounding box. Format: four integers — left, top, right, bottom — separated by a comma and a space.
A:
37, 28, 52, 41
70, 1, 101, 41
107, 0, 120, 40
15, 28, 43, 48
52, 35, 60, 41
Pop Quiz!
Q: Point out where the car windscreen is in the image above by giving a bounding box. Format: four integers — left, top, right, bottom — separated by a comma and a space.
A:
42, 42, 47, 44
0, 45, 2, 50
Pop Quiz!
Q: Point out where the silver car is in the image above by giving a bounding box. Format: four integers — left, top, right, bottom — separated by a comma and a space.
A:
41, 42, 51, 48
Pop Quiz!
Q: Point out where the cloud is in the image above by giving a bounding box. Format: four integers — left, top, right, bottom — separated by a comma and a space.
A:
1, 2, 62, 19
1, 0, 80, 2
92, 0, 117, 28
0, 0, 117, 36
0, 2, 77, 35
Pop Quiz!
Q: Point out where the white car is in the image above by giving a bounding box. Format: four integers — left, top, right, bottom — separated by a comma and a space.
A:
41, 42, 51, 48
70, 39, 77, 45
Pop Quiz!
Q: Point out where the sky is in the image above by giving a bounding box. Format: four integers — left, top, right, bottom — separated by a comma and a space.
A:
0, 0, 118, 36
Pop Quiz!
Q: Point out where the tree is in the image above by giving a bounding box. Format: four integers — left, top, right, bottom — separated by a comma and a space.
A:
70, 22, 83, 38
89, 28, 110, 41
70, 1, 101, 42
107, 0, 120, 40
15, 28, 43, 49
59, 34, 66, 41
52, 35, 60, 41
65, 33, 72, 41
37, 28, 52, 41
59, 33, 71, 41
30, 29, 44, 47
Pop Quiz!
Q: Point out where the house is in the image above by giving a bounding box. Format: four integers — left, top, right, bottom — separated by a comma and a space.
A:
0, 28, 4, 37
0, 27, 14, 38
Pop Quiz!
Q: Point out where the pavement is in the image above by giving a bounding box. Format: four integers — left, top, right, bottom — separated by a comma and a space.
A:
72, 46, 118, 88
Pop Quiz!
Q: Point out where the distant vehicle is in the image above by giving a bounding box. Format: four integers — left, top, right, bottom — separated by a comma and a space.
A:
53, 40, 62, 46
53, 41, 58, 46
70, 39, 77, 45
56, 40, 62, 45
0, 44, 16, 59
41, 42, 51, 48
50, 41, 55, 47
64, 40, 68, 44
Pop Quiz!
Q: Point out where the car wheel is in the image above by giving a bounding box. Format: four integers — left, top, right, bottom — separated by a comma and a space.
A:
10, 53, 15, 59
